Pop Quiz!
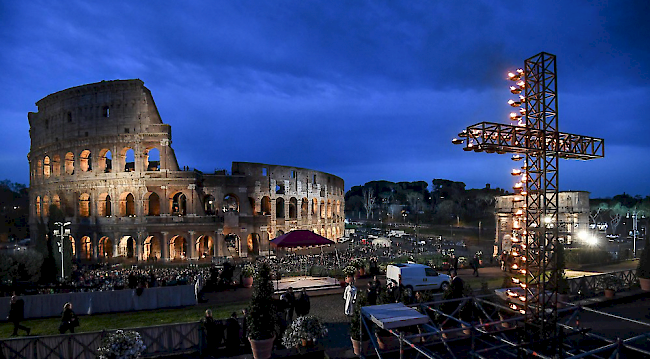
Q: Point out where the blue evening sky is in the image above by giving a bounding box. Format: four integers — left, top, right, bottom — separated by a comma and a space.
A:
1, 1, 648, 198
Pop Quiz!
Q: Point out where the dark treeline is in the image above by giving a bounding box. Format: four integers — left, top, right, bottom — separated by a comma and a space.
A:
344, 179, 507, 227
0, 180, 29, 241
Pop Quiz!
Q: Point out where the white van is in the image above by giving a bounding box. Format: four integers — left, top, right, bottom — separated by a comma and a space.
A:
386, 263, 450, 297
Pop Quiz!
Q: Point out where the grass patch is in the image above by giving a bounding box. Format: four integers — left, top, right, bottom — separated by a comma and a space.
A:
0, 301, 248, 339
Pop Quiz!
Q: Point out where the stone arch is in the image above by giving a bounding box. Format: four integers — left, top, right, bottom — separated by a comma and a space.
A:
42, 196, 50, 217
119, 236, 135, 258
78, 193, 91, 217
320, 200, 325, 219
196, 235, 214, 258
65, 152, 74, 175
289, 197, 297, 219
146, 147, 160, 171
69, 236, 76, 256
52, 155, 61, 176
53, 194, 61, 210
170, 235, 187, 260
122, 147, 135, 172
326, 227, 332, 239
143, 236, 161, 260
247, 233, 261, 256
172, 192, 187, 216
145, 192, 160, 216
336, 200, 341, 216
99, 149, 112, 173
276, 198, 285, 218
80, 236, 92, 259
312, 198, 318, 216
36, 159, 43, 179
224, 233, 240, 257
261, 196, 271, 215
120, 192, 136, 217
35, 196, 41, 217
99, 237, 113, 258
223, 194, 239, 213
320, 228, 326, 237
43, 156, 51, 178
80, 149, 92, 172
204, 195, 216, 215
98, 193, 112, 217
301, 198, 308, 217
327, 200, 332, 218
248, 197, 255, 215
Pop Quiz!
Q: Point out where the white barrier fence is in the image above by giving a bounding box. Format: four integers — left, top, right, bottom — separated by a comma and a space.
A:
0, 285, 197, 319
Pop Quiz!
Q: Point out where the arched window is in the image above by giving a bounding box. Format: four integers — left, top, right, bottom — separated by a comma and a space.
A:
261, 196, 271, 215
147, 192, 160, 216
123, 148, 135, 172
35, 196, 41, 217
172, 192, 187, 216
65, 152, 74, 175
276, 198, 285, 218
99, 149, 112, 173
320, 201, 325, 219
312, 199, 318, 216
80, 150, 92, 172
125, 193, 135, 216
223, 194, 239, 213
147, 148, 160, 171
36, 160, 43, 179
289, 197, 297, 219
53, 194, 61, 209
52, 155, 61, 176
43, 156, 51, 178
102, 106, 110, 117
43, 196, 49, 217
98, 194, 111, 217
301, 198, 308, 217
204, 195, 216, 215
79, 193, 91, 217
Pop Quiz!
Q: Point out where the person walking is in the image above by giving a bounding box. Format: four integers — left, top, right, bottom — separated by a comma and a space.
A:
343, 279, 357, 316
295, 288, 310, 317
8, 294, 30, 336
59, 302, 79, 334
280, 287, 296, 324
472, 255, 480, 277
366, 280, 377, 305
201, 309, 223, 356
225, 312, 241, 356
449, 270, 465, 299
500, 251, 507, 271
452, 254, 459, 273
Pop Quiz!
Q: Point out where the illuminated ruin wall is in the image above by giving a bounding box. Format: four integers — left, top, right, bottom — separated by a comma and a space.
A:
28, 79, 344, 261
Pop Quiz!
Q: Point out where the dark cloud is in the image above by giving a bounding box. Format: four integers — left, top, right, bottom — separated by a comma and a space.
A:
0, 1, 648, 197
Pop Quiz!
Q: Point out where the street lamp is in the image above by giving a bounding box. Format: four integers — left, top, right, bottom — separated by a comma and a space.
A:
627, 209, 645, 258
53, 221, 71, 281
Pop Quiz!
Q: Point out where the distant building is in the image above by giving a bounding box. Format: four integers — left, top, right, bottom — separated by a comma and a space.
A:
27, 79, 344, 261
494, 191, 590, 256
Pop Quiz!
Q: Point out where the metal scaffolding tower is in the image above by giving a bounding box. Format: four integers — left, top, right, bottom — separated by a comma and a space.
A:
453, 52, 604, 344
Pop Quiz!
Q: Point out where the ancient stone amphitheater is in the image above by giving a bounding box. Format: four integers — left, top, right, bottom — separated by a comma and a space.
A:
28, 79, 344, 261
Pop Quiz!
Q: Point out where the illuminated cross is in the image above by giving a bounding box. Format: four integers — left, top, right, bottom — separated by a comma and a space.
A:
453, 52, 604, 337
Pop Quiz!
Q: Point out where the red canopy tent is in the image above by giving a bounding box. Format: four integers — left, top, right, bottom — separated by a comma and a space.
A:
270, 230, 335, 247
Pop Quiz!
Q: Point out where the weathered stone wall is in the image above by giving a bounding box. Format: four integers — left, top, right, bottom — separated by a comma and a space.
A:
28, 80, 344, 262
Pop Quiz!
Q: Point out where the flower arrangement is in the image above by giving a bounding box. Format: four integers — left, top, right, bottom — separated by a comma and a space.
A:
281, 315, 328, 347
343, 265, 357, 277
599, 274, 619, 291
242, 264, 255, 278
97, 330, 146, 359
351, 259, 366, 270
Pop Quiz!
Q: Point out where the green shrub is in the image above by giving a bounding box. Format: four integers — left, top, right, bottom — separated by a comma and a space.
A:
246, 262, 278, 340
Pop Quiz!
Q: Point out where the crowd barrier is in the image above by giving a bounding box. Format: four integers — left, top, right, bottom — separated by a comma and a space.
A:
0, 285, 197, 319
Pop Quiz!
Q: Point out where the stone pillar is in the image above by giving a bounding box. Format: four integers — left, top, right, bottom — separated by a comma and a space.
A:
113, 232, 121, 258
160, 186, 168, 215
188, 230, 196, 259
92, 232, 99, 260
136, 231, 144, 261
215, 231, 223, 257
188, 184, 196, 216
161, 231, 170, 261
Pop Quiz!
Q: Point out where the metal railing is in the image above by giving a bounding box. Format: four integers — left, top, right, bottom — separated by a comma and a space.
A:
568, 269, 637, 297
0, 322, 200, 359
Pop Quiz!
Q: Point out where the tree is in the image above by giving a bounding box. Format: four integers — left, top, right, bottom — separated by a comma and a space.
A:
363, 187, 376, 220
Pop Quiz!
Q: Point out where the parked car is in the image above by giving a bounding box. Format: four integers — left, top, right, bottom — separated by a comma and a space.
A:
386, 263, 451, 298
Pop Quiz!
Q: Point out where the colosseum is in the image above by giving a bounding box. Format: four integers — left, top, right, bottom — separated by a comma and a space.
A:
27, 79, 345, 261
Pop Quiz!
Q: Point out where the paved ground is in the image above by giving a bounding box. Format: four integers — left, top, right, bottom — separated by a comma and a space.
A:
190, 260, 641, 358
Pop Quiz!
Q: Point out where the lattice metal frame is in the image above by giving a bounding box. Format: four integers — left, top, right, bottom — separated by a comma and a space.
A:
453, 51, 605, 346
